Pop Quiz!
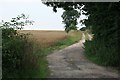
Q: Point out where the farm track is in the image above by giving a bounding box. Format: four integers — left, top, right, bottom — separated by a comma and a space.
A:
47, 33, 119, 78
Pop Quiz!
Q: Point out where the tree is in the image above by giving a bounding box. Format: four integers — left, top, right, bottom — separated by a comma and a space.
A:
61, 10, 80, 33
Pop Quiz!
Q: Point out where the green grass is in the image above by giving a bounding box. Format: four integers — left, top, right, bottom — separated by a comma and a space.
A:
23, 43, 49, 78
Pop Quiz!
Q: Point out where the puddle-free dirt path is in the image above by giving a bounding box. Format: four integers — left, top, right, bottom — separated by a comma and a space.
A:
47, 33, 119, 78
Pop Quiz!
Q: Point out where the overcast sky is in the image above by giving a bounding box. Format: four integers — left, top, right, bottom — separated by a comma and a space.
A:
0, 0, 86, 30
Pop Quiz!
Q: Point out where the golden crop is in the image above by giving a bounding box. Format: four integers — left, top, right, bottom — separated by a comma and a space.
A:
18, 30, 68, 47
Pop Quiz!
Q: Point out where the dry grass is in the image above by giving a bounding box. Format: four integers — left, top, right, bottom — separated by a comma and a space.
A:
18, 30, 68, 47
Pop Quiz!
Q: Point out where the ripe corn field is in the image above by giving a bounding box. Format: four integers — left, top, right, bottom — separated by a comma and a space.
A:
18, 30, 81, 47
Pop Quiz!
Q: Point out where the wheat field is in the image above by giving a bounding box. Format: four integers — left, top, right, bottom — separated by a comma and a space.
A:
18, 30, 68, 47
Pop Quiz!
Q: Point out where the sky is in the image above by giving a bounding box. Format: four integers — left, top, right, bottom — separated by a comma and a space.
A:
0, 0, 86, 30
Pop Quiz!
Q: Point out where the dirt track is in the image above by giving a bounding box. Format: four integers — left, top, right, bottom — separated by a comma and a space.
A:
47, 33, 119, 78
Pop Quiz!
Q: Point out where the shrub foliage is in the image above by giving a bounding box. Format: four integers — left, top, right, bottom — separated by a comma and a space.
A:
1, 14, 34, 77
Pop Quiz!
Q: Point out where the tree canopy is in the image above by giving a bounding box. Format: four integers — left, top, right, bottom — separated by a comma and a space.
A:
61, 9, 80, 33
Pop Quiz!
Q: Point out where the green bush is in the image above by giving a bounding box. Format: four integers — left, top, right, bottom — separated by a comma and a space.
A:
2, 28, 29, 77
1, 14, 37, 78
